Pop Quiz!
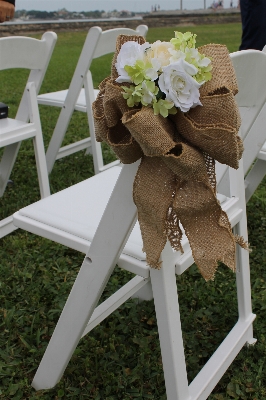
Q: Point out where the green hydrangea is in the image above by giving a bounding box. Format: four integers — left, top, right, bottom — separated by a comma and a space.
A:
124, 60, 154, 85
121, 80, 159, 108
194, 63, 213, 84
170, 31, 212, 84
170, 31, 197, 52
121, 85, 142, 107
153, 99, 177, 118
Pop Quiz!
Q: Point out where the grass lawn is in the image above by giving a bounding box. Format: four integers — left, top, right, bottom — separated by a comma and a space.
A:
0, 23, 266, 399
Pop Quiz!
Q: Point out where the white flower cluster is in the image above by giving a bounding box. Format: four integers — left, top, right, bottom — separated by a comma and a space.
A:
115, 32, 212, 117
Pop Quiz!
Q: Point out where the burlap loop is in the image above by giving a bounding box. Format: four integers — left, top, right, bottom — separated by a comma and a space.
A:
93, 34, 245, 280
104, 82, 130, 127
107, 125, 143, 164
122, 107, 177, 156
172, 109, 242, 169
163, 143, 210, 185
188, 88, 241, 131
198, 44, 239, 96
92, 93, 109, 142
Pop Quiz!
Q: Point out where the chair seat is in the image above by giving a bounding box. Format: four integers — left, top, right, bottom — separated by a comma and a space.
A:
13, 165, 240, 276
0, 118, 36, 146
14, 166, 146, 260
37, 88, 100, 113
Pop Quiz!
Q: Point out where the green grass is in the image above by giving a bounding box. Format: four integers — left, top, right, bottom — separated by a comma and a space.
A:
1, 23, 266, 399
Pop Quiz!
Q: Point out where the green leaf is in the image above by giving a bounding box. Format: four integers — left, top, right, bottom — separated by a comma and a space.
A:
8, 384, 19, 396
57, 388, 65, 397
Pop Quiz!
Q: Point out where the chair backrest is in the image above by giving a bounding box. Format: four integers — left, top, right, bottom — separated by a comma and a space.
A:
217, 49, 266, 190
44, 25, 148, 174
84, 25, 149, 172
63, 25, 148, 117
0, 32, 57, 214
0, 32, 57, 122
231, 50, 266, 136
91, 25, 148, 59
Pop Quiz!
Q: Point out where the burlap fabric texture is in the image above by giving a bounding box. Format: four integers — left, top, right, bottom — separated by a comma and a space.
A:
92, 34, 247, 281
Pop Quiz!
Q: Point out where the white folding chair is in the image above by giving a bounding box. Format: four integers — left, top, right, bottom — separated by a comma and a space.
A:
12, 51, 260, 399
217, 49, 266, 202
37, 25, 148, 174
0, 32, 57, 237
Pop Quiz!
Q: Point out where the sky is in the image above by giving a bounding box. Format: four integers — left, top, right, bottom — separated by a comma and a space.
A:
16, 0, 237, 13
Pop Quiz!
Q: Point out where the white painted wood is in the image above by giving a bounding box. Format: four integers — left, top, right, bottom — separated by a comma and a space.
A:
151, 241, 190, 400
229, 50, 266, 202
131, 280, 153, 301
27, 82, 50, 198
258, 145, 266, 161
0, 34, 56, 71
82, 276, 150, 337
83, 69, 104, 172
0, 32, 56, 237
241, 103, 266, 175
13, 172, 238, 277
56, 137, 91, 159
39, 25, 148, 174
0, 215, 17, 238
0, 142, 21, 197
245, 159, 266, 202
32, 161, 140, 390
14, 155, 256, 397
230, 160, 255, 325
189, 314, 255, 400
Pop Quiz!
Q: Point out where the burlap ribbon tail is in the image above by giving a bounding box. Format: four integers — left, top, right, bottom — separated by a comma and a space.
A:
92, 34, 246, 281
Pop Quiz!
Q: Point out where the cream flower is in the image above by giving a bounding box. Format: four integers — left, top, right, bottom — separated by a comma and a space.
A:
146, 40, 174, 71
158, 59, 202, 113
115, 41, 150, 83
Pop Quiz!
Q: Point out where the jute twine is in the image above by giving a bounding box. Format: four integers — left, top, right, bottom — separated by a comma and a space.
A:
92, 35, 247, 281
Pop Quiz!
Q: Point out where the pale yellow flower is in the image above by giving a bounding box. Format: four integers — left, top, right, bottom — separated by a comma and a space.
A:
145, 40, 174, 70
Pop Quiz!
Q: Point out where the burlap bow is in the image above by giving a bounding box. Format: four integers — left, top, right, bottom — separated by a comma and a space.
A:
93, 34, 247, 281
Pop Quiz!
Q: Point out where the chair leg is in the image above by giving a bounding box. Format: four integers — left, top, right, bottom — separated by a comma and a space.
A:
0, 143, 21, 197
32, 162, 140, 390
234, 222, 256, 345
83, 73, 104, 174
32, 255, 117, 390
26, 82, 50, 198
150, 241, 190, 400
229, 160, 256, 343
45, 107, 73, 174
33, 130, 50, 198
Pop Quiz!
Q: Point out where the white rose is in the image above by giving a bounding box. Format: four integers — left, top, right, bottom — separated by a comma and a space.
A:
115, 41, 150, 83
158, 59, 202, 113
